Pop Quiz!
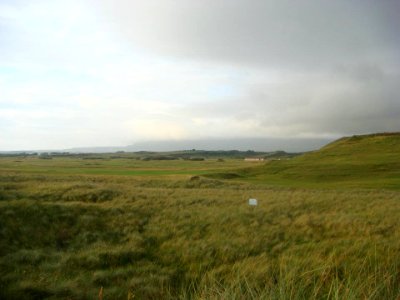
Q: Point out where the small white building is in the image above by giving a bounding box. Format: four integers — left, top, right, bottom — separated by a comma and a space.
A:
244, 157, 265, 162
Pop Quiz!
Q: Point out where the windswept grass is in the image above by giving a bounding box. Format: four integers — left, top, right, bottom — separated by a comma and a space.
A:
0, 134, 399, 299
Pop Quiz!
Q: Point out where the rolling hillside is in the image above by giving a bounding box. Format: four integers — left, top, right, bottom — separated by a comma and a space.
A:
234, 133, 400, 189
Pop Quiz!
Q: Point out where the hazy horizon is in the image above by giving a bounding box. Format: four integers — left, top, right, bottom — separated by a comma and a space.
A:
1, 136, 335, 153
1, 1, 399, 151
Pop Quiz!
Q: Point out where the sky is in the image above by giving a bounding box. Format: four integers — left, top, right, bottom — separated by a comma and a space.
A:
0, 0, 399, 151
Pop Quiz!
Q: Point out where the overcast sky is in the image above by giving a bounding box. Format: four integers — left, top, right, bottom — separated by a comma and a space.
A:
1, 0, 399, 150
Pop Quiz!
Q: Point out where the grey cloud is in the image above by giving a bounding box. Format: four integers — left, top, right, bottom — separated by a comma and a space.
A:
98, 0, 400, 70
97, 0, 400, 137
182, 65, 400, 137
259, 71, 400, 135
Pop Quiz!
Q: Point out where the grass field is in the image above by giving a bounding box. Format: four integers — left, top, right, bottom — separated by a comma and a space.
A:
0, 133, 399, 299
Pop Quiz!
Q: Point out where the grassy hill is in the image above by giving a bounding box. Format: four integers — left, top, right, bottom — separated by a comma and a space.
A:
231, 133, 400, 189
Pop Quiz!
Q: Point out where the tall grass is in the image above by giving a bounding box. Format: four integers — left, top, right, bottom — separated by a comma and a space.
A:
0, 155, 399, 299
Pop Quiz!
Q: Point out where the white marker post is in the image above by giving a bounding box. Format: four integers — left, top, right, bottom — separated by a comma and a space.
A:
248, 198, 258, 206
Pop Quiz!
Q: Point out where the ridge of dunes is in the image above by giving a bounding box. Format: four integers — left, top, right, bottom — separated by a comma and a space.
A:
222, 132, 400, 189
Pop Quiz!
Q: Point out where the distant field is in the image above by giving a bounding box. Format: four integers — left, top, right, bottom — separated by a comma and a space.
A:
1, 134, 399, 299
0, 156, 254, 177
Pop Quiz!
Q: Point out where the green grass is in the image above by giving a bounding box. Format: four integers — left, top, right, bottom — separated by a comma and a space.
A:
0, 133, 399, 299
212, 133, 400, 189
0, 157, 248, 177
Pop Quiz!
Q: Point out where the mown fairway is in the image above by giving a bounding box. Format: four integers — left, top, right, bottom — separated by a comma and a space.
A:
1, 134, 399, 299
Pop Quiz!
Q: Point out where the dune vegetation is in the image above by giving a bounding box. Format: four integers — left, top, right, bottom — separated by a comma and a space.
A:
218, 132, 400, 189
0, 133, 399, 299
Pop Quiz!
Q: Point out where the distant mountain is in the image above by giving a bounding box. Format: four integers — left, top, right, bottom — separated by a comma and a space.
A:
0, 137, 334, 154
124, 137, 334, 153
63, 146, 126, 153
